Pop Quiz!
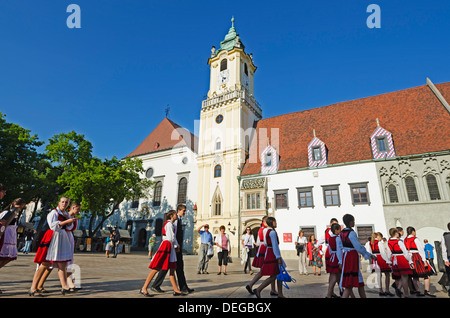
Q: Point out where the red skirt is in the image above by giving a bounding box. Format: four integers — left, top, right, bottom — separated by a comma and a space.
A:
410, 253, 434, 278
391, 254, 413, 277
252, 244, 266, 268
260, 247, 280, 276
149, 241, 176, 271
372, 254, 391, 273
34, 230, 54, 264
325, 252, 340, 274
341, 250, 363, 288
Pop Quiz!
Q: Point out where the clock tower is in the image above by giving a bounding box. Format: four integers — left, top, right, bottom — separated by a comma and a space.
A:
196, 17, 262, 257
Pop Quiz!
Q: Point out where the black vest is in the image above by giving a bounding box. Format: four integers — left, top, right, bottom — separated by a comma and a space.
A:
444, 232, 450, 258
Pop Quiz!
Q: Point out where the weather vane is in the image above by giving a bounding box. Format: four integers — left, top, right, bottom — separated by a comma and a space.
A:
165, 104, 170, 118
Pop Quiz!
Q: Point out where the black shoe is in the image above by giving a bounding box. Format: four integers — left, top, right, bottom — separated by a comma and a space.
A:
253, 289, 261, 298
245, 285, 253, 295
150, 286, 166, 293
28, 290, 44, 297
270, 291, 279, 296
61, 288, 74, 296
173, 291, 187, 296
385, 291, 395, 297
139, 289, 152, 297
181, 287, 194, 294
379, 292, 386, 296
424, 291, 436, 298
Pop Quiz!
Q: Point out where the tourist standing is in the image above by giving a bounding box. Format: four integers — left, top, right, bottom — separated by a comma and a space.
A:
295, 230, 308, 275
241, 227, 255, 275
215, 225, 231, 275
148, 234, 156, 259
197, 224, 213, 274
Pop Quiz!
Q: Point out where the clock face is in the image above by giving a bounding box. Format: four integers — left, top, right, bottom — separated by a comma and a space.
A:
218, 70, 229, 85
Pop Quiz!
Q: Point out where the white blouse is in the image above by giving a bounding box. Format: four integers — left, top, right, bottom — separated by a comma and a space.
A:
47, 208, 74, 232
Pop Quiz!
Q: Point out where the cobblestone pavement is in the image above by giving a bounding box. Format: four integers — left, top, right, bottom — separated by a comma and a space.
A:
0, 251, 448, 299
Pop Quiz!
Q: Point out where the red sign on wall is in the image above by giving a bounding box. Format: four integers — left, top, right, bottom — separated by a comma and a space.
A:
283, 233, 292, 243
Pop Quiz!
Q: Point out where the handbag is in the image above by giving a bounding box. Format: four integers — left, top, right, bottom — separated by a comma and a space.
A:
207, 243, 214, 256
277, 265, 296, 289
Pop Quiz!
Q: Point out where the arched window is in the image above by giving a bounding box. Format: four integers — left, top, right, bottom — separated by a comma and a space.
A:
388, 184, 398, 203
426, 174, 441, 200
153, 181, 162, 206
214, 165, 222, 178
213, 191, 222, 216
405, 176, 419, 202
177, 177, 188, 204
220, 59, 227, 71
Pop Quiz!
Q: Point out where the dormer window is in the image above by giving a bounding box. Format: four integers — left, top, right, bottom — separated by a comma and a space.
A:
376, 137, 387, 152
308, 136, 327, 167
371, 124, 396, 159
260, 145, 279, 174
265, 153, 272, 167
312, 146, 322, 161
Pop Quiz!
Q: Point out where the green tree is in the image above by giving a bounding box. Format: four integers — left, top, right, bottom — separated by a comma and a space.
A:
58, 156, 153, 237
0, 112, 44, 209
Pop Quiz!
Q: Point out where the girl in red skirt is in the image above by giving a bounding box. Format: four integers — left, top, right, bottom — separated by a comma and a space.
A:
253, 217, 286, 298
245, 216, 277, 296
404, 226, 435, 297
326, 223, 342, 298
338, 214, 376, 298
368, 232, 394, 296
140, 210, 185, 296
387, 227, 413, 298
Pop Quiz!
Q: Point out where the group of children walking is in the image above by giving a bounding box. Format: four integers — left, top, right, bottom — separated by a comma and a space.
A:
243, 213, 438, 298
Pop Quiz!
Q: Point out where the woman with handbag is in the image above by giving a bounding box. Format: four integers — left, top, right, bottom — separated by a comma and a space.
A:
215, 225, 231, 275
295, 230, 308, 275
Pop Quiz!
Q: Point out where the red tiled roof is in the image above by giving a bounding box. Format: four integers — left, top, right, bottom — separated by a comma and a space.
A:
241, 82, 450, 176
125, 117, 198, 158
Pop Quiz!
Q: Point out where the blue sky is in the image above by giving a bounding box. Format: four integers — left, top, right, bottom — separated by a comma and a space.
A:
0, 0, 449, 160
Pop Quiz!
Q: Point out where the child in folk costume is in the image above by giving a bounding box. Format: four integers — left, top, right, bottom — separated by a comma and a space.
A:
404, 226, 436, 297
316, 218, 339, 273
253, 217, 286, 298
0, 198, 27, 294
337, 214, 376, 298
367, 232, 394, 296
35, 202, 81, 294
387, 227, 414, 298
30, 196, 76, 296
0, 198, 26, 268
245, 216, 277, 296
140, 210, 185, 296
326, 223, 342, 298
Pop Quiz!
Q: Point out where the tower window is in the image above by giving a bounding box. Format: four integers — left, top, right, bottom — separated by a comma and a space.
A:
216, 114, 223, 124
220, 59, 227, 71
214, 165, 222, 178
244, 63, 248, 76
